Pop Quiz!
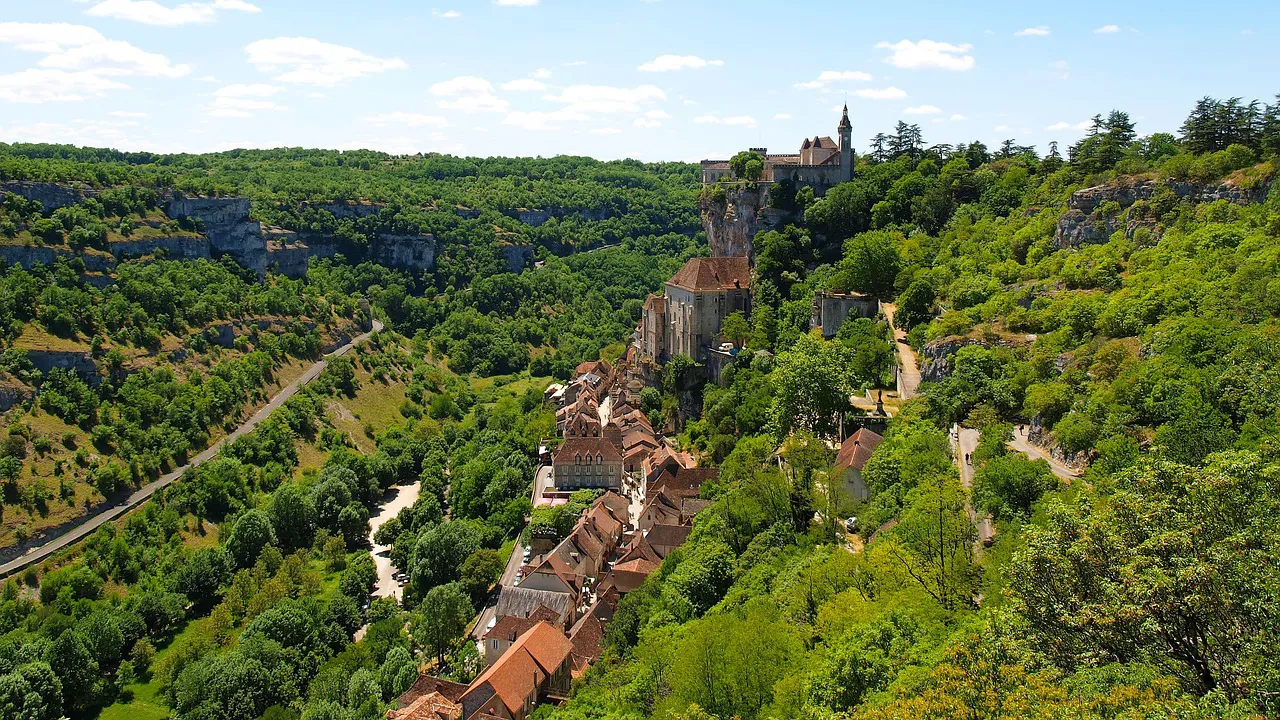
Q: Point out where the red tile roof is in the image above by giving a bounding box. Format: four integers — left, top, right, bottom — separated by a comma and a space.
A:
553, 436, 624, 464
666, 257, 752, 292
646, 523, 692, 553
834, 428, 884, 472
464, 622, 573, 718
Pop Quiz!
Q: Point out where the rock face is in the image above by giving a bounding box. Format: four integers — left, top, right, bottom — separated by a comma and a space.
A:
698, 185, 784, 258
1027, 413, 1091, 469
1054, 176, 1276, 249
371, 234, 435, 272
26, 350, 98, 382
0, 181, 94, 210
919, 335, 1030, 383
499, 244, 534, 273
165, 196, 268, 272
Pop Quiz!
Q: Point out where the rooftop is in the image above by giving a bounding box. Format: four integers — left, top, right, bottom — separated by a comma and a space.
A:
667, 256, 752, 293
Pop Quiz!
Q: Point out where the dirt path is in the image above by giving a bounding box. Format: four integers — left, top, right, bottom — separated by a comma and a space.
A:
881, 303, 921, 400
952, 425, 994, 548
1010, 426, 1083, 483
0, 320, 384, 578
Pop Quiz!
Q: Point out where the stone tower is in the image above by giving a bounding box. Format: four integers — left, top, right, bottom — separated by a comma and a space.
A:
838, 103, 854, 183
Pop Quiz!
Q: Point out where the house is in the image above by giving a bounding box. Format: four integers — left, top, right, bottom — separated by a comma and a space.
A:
638, 490, 681, 531
391, 676, 469, 719
638, 293, 667, 361
481, 607, 561, 666
568, 613, 606, 675
609, 558, 661, 593
660, 256, 753, 362
832, 427, 884, 501
458, 622, 574, 720
646, 523, 693, 558
521, 553, 581, 596
494, 586, 575, 631
552, 437, 624, 491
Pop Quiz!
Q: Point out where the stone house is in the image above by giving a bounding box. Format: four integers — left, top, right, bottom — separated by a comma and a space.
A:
552, 437, 624, 491
832, 428, 884, 502
700, 106, 855, 194
644, 256, 753, 362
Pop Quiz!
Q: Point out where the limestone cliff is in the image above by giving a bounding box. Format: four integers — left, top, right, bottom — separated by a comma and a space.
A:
1054, 175, 1276, 249
165, 196, 267, 272
698, 185, 784, 258
919, 334, 1032, 383
0, 181, 94, 210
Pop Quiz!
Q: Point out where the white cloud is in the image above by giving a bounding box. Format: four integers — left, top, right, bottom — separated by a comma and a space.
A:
245, 37, 406, 85
531, 68, 551, 79
636, 54, 724, 72
364, 112, 448, 128
774, 113, 792, 120
431, 75, 508, 113
855, 86, 907, 100
0, 22, 188, 102
1015, 26, 1050, 36
876, 39, 975, 71
994, 124, 1010, 132
903, 104, 940, 115
1, 118, 143, 147
83, 0, 259, 26
1049, 60, 1069, 70
950, 113, 967, 121
1094, 24, 1120, 33
794, 69, 872, 89
433, 9, 462, 18
502, 109, 588, 131
209, 83, 285, 118
1046, 119, 1092, 131
645, 109, 671, 119
500, 78, 546, 91
544, 84, 665, 114
495, 0, 538, 5
694, 115, 757, 127
109, 110, 147, 117
589, 127, 622, 136
634, 117, 661, 128
0, 69, 127, 103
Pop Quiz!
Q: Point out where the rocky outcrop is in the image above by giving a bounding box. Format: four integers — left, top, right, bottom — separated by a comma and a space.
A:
500, 244, 534, 273
305, 201, 386, 220
0, 181, 94, 210
165, 196, 267, 272
1027, 414, 1091, 469
698, 185, 784, 258
919, 335, 1031, 383
0, 383, 34, 411
26, 350, 98, 382
109, 236, 210, 261
0, 245, 113, 272
1054, 176, 1276, 249
371, 234, 435, 271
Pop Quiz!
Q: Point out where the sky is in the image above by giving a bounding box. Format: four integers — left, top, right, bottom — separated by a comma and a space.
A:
1, 0, 1277, 162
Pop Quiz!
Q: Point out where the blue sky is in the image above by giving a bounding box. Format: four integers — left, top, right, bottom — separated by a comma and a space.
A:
1, 0, 1277, 161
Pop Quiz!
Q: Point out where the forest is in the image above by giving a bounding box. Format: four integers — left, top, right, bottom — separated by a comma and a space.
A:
0, 90, 1279, 720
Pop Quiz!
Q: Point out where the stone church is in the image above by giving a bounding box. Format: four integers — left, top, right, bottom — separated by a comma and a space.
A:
700, 105, 855, 194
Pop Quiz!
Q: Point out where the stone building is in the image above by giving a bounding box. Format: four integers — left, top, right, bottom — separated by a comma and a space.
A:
637, 256, 752, 363
812, 290, 881, 338
700, 106, 855, 194
551, 437, 624, 491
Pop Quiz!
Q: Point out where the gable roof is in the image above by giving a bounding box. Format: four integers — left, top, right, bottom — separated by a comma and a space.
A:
568, 613, 606, 671
495, 586, 573, 625
666, 256, 752, 293
646, 523, 692, 553
643, 293, 666, 313
834, 428, 884, 472
396, 675, 469, 709
552, 436, 624, 464
464, 622, 573, 718
484, 614, 538, 642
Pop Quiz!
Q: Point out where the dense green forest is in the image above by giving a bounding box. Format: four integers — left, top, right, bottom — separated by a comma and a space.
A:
2, 91, 1280, 720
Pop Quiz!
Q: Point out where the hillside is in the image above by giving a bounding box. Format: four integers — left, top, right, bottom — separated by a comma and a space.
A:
1, 92, 1279, 720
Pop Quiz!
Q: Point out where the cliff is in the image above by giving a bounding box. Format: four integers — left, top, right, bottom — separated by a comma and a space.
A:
698, 185, 784, 258
1, 180, 95, 210
1054, 175, 1276, 249
919, 333, 1032, 383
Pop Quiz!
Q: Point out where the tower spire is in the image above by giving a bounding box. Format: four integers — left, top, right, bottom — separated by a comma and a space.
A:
838, 103, 852, 131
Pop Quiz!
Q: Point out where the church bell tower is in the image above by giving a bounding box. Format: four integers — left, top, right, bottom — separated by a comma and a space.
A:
838, 104, 854, 183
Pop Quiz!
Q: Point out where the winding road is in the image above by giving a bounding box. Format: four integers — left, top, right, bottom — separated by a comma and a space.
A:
0, 319, 384, 579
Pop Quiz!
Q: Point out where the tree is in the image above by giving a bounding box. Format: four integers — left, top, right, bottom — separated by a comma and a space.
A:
0, 662, 63, 720
895, 278, 935, 330
269, 482, 317, 551
769, 333, 860, 437
410, 521, 482, 594
721, 312, 749, 349
729, 150, 765, 181
379, 646, 417, 701
459, 548, 503, 601
1009, 452, 1280, 709
47, 631, 97, 715
836, 231, 902, 297
887, 476, 978, 610
414, 582, 472, 665
175, 546, 232, 607
973, 455, 1055, 520
228, 508, 279, 567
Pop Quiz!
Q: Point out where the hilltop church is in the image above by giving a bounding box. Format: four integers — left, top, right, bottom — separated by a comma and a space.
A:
700, 105, 855, 194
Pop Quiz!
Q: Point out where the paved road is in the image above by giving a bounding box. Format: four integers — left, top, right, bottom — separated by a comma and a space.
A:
367, 479, 421, 601
881, 303, 921, 400
952, 426, 994, 548
1010, 426, 1082, 483
0, 320, 384, 578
